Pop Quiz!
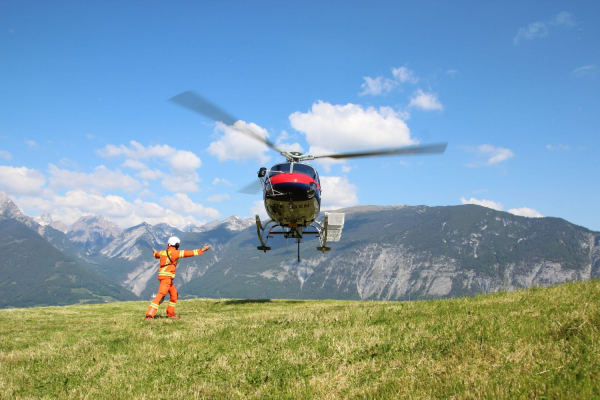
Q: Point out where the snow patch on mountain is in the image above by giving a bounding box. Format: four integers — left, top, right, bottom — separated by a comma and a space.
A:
188, 216, 254, 233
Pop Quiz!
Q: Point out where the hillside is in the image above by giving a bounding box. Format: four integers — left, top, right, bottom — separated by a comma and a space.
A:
0, 218, 138, 308
0, 281, 598, 398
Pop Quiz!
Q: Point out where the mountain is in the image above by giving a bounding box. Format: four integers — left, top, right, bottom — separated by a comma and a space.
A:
0, 217, 137, 308
89, 218, 252, 299
33, 212, 53, 225
188, 216, 254, 233
85, 222, 186, 297
0, 193, 88, 263
67, 215, 122, 255
33, 213, 69, 233
49, 220, 68, 233
0, 192, 37, 229
2, 188, 598, 306
178, 205, 600, 301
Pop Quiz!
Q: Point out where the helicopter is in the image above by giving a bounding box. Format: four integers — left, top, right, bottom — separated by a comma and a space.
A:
169, 91, 447, 262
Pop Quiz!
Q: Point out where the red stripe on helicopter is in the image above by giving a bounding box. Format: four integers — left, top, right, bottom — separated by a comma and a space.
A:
270, 173, 317, 187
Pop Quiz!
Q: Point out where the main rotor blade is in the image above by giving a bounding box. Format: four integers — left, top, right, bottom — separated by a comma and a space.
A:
237, 179, 263, 194
312, 142, 448, 160
169, 91, 284, 153
169, 91, 238, 125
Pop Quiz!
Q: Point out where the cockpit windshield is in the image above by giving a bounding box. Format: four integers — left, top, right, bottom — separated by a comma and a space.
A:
269, 163, 291, 176
292, 163, 317, 179
268, 162, 318, 180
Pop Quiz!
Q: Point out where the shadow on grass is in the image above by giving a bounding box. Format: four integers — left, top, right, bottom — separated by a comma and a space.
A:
220, 299, 273, 305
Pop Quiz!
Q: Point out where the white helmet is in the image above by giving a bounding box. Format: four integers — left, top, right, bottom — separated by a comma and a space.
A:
167, 236, 180, 248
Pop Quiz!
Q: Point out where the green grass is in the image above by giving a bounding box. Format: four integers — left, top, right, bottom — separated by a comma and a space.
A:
1, 281, 599, 399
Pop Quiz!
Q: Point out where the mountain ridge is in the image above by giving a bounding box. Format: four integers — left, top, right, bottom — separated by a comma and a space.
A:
1, 190, 598, 307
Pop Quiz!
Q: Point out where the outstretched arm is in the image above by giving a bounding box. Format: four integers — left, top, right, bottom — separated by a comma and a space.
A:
178, 244, 211, 258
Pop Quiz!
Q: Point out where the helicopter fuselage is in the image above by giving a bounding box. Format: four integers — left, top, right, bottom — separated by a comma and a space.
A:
262, 162, 321, 227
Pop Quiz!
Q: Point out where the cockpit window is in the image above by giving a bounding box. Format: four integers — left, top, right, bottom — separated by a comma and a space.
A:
292, 163, 317, 179
269, 163, 291, 176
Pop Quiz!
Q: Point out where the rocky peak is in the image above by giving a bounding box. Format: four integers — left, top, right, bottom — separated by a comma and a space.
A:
67, 215, 122, 255
33, 213, 53, 226
100, 222, 183, 259
49, 220, 69, 234
188, 215, 254, 233
0, 192, 24, 220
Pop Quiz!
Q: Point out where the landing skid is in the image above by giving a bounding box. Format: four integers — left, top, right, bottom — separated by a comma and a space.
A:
255, 213, 345, 262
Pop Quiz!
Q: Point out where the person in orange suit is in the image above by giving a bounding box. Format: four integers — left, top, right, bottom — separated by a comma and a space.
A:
145, 236, 211, 320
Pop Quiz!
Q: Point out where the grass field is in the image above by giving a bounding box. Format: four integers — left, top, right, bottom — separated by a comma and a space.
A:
1, 281, 598, 399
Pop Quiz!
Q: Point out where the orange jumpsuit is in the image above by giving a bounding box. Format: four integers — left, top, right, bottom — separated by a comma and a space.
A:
145, 245, 205, 318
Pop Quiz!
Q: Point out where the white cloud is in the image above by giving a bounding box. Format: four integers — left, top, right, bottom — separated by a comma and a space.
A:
121, 159, 148, 170
289, 102, 416, 155
137, 189, 155, 198
275, 130, 304, 153
359, 76, 396, 96
464, 144, 515, 166
514, 12, 577, 45
208, 121, 271, 163
392, 67, 419, 84
514, 21, 548, 44
17, 191, 140, 227
249, 199, 268, 219
98, 141, 204, 192
408, 89, 443, 111
572, 65, 597, 78
307, 145, 345, 172
479, 144, 514, 165
320, 176, 359, 211
460, 197, 504, 211
137, 169, 165, 181
160, 193, 220, 219
552, 11, 576, 28
460, 197, 542, 218
359, 66, 419, 96
161, 174, 200, 193
25, 140, 38, 148
48, 164, 142, 193
508, 207, 543, 218
0, 150, 11, 160
206, 193, 230, 203
15, 189, 219, 229
446, 70, 458, 77
170, 150, 202, 174
98, 141, 202, 174
53, 190, 134, 218
0, 166, 46, 195
212, 178, 232, 186
546, 144, 570, 151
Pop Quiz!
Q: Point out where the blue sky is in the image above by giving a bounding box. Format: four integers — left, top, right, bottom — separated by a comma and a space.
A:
1, 1, 599, 231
